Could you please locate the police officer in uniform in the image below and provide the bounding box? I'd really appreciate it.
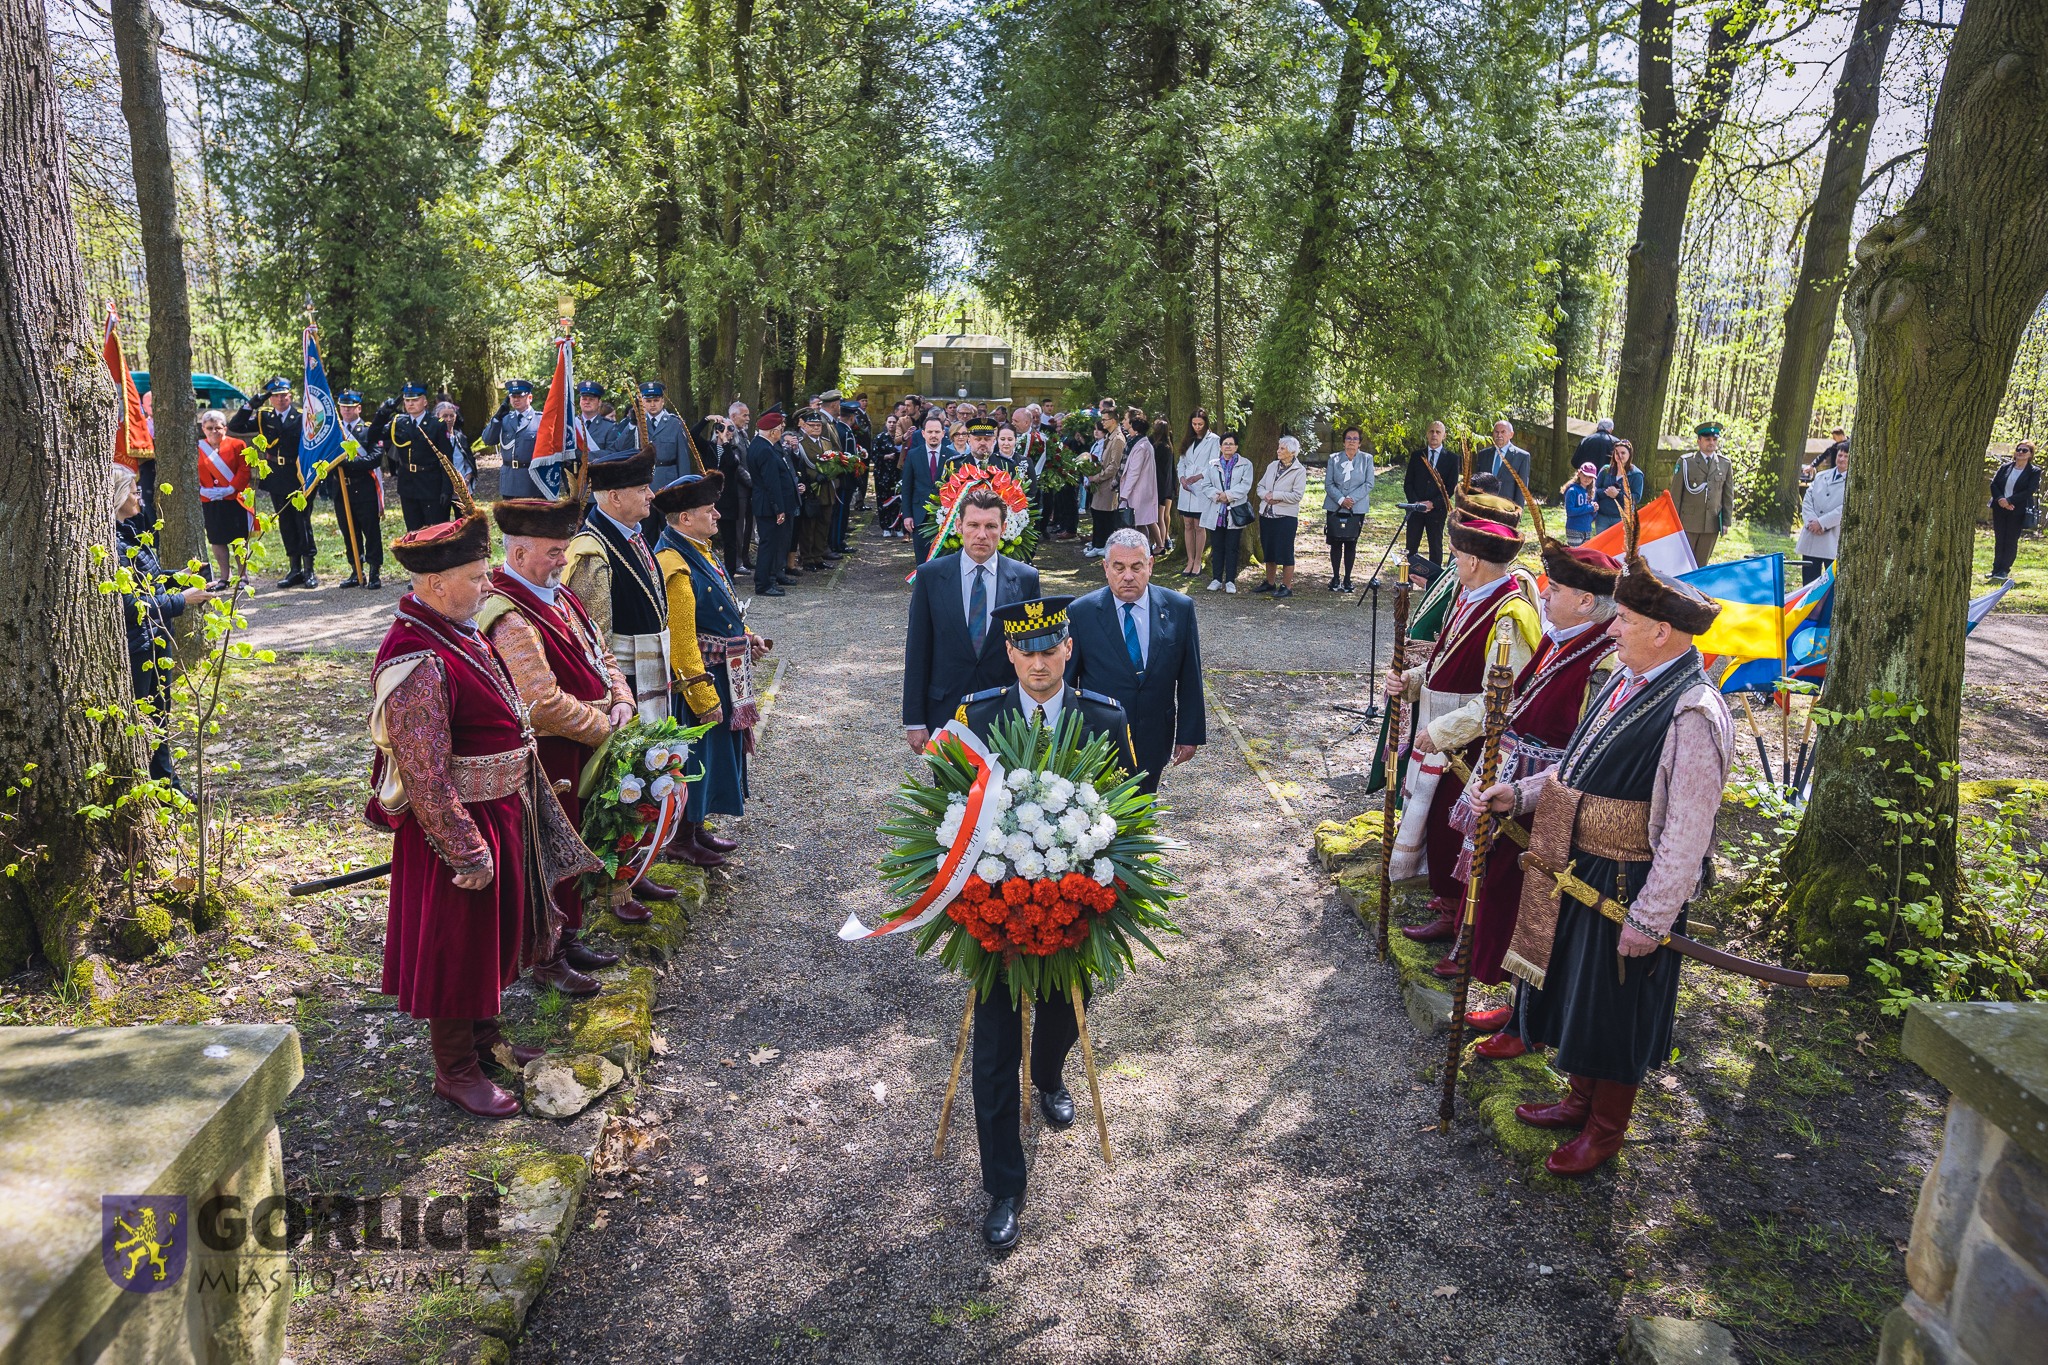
[370,382,459,530]
[228,377,318,587]
[955,595,1139,1252]
[627,381,692,538]
[324,389,385,588]
[481,379,543,499]
[579,380,621,452]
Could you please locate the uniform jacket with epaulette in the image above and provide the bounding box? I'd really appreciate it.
[956,684,1140,781]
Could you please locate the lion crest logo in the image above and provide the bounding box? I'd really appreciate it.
[102,1195,186,1293]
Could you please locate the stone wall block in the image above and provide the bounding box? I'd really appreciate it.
[1978,1135,2048,1283]
[1949,1224,2048,1365]
[1876,1294,1966,1365]
[1907,1100,1996,1307]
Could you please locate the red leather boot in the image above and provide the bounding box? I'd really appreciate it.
[1401,895,1460,942]
[1545,1080,1638,1176]
[667,822,726,868]
[1514,1073,1594,1129]
[1463,1005,1511,1033]
[1473,1031,1530,1060]
[473,1016,545,1068]
[430,1020,520,1118]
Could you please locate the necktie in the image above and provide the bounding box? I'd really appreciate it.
[929,444,939,480]
[1608,673,1648,714]
[1122,602,1144,671]
[969,565,988,650]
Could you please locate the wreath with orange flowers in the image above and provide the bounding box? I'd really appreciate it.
[875,711,1179,1004]
[923,463,1039,560]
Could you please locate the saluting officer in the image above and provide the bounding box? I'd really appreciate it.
[481,379,543,499]
[324,389,385,589]
[627,381,692,537]
[228,377,319,588]
[955,595,1139,1252]
[370,382,459,531]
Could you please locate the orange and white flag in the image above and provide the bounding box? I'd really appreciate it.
[103,306,154,472]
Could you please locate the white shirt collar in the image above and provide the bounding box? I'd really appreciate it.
[1545,619,1596,644]
[596,507,644,542]
[1456,574,1514,608]
[1619,653,1685,688]
[1022,688,1064,728]
[503,563,561,606]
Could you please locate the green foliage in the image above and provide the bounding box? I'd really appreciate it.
[1746,689,2047,1011]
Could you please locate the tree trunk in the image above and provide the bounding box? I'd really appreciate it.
[820,324,844,400]
[1757,0,1904,530]
[1610,0,1756,458]
[110,0,202,575]
[1778,0,2048,969]
[1549,347,1571,492]
[1241,4,1371,474]
[0,0,150,971]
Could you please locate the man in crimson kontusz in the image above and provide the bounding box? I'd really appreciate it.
[954,594,1136,1253]
[1381,489,1540,938]
[1450,533,1621,1054]
[366,513,597,1118]
[1479,532,1733,1176]
[478,494,639,997]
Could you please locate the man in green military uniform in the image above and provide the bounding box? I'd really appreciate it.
[954,595,1137,1253]
[1668,422,1735,565]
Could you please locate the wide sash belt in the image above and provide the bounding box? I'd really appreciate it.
[449,749,529,803]
[1570,791,1653,862]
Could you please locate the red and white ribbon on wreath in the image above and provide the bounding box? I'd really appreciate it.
[622,740,694,882]
[839,722,1005,941]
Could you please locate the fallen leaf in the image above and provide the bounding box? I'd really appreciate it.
[1658,1076,1678,1090]
[1774,1152,1794,1160]
[693,1174,708,1187]
[590,1211,610,1230]
[1881,1187,1899,1195]
[722,1058,736,1067]
[872,1081,887,1104]
[1430,1285,1458,1298]
[749,1047,780,1065]
[650,1033,670,1057]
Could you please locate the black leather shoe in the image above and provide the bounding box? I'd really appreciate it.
[982,1196,1020,1251]
[1037,1087,1076,1129]
[300,571,320,589]
[338,575,361,589]
[759,585,786,597]
[367,571,383,589]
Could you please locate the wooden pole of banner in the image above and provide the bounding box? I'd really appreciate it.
[933,987,976,1159]
[1073,992,1113,1166]
[335,467,366,584]
[1019,995,1033,1130]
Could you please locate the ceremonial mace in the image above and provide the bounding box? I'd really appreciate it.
[1375,577,1412,960]
[1439,635,1515,1135]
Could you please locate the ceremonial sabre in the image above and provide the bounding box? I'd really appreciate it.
[289,863,391,897]
[1439,635,1515,1134]
[1376,577,1412,960]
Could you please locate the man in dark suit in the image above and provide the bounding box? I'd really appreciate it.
[1065,528,1205,794]
[898,413,955,563]
[1402,420,1460,565]
[901,489,1039,748]
[1486,419,1533,506]
[228,377,317,587]
[747,410,799,596]
[956,594,1136,1252]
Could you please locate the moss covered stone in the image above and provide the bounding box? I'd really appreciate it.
[595,893,692,961]
[112,904,177,960]
[1957,777,2048,808]
[1313,812,1385,872]
[566,966,656,1068]
[1465,1050,1582,1178]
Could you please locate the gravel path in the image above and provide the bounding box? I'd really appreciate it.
[515,528,1619,1364]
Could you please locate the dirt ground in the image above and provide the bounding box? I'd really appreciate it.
[9,479,2035,1363]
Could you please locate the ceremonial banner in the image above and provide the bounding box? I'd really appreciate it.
[298,326,343,494]
[531,336,589,500]
[1581,492,1696,576]
[103,307,153,473]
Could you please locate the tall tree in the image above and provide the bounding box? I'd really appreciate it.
[1778,0,2048,967]
[110,0,202,573]
[0,0,149,971]
[1241,1,1379,469]
[1755,0,1904,529]
[1609,0,1758,457]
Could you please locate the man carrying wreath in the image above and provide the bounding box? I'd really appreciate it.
[478,495,638,995]
[954,595,1137,1252]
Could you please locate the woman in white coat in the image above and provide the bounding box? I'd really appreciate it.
[1176,408,1220,577]
[1200,431,1255,593]
[1796,443,1847,585]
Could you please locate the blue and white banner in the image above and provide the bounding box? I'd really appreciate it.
[299,326,343,493]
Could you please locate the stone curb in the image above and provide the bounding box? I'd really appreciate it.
[390,859,709,1362]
